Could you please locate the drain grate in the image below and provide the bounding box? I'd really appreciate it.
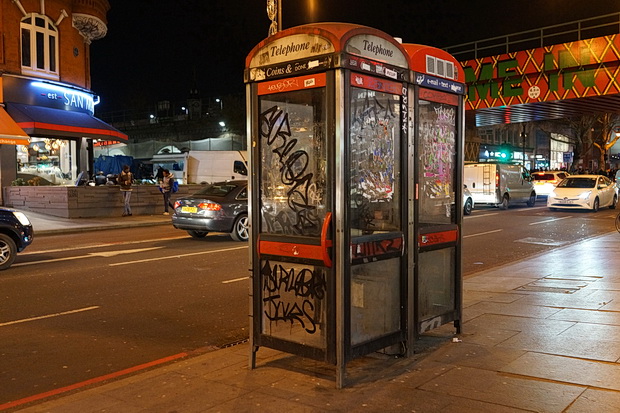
[219,338,249,349]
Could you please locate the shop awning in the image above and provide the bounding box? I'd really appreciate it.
[0,106,30,145]
[5,103,128,141]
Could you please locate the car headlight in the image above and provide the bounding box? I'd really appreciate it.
[578,191,592,200]
[13,211,31,226]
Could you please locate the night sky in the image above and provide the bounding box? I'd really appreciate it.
[90,0,620,113]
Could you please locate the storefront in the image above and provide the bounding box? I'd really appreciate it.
[0,74,127,187]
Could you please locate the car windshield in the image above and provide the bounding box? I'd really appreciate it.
[557,178,596,188]
[193,183,240,197]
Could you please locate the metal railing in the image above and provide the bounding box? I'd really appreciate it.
[444,13,620,61]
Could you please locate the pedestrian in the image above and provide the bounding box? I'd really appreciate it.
[94,170,107,185]
[159,169,175,215]
[156,166,164,181]
[118,165,134,216]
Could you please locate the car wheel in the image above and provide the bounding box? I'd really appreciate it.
[187,230,208,238]
[463,198,473,215]
[499,194,509,210]
[610,194,617,210]
[0,233,17,270]
[231,214,249,242]
[526,192,536,207]
[592,197,600,212]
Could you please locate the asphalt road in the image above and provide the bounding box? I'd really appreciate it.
[0,227,251,407]
[462,200,618,276]
[1,200,617,407]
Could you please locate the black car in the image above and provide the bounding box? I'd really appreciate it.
[0,208,34,270]
[171,180,249,241]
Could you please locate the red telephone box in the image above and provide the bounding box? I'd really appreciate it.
[245,23,465,387]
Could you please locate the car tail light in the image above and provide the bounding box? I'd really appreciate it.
[173,201,181,209]
[198,202,222,211]
[495,171,499,188]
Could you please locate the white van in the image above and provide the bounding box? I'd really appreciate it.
[463,162,536,209]
[186,151,248,184]
[151,151,248,184]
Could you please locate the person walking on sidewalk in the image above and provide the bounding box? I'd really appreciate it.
[118,165,134,217]
[159,169,175,215]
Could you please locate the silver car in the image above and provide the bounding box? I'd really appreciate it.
[171,180,249,241]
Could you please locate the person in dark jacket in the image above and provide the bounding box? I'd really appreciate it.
[118,165,134,216]
[159,169,175,215]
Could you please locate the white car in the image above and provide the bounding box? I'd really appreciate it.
[532,170,569,196]
[463,185,474,215]
[547,175,618,212]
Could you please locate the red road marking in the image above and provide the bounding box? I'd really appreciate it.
[0,352,188,411]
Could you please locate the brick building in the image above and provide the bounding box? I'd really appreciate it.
[0,0,125,200]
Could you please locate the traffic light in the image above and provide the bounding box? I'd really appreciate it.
[498,143,512,161]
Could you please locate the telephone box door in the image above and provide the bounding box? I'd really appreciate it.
[252,72,335,361]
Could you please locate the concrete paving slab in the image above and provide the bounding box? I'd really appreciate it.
[454,321,521,346]
[514,291,617,310]
[558,322,620,341]
[463,276,538,293]
[202,390,318,413]
[547,308,620,325]
[501,352,620,391]
[566,388,620,413]
[586,281,620,290]
[497,332,620,362]
[463,313,575,336]
[463,291,526,305]
[462,300,563,319]
[426,342,526,371]
[418,365,584,412]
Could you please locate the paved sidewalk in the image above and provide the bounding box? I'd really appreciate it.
[6,211,620,412]
[22,210,172,235]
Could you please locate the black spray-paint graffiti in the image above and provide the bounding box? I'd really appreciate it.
[351,236,403,264]
[261,260,326,334]
[351,90,396,131]
[260,105,321,235]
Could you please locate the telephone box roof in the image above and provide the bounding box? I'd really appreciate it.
[245,22,409,71]
[401,43,465,83]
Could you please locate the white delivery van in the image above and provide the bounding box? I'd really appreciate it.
[186,150,248,184]
[463,162,536,209]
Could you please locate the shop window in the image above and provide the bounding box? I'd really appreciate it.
[20,14,59,80]
[17,138,77,185]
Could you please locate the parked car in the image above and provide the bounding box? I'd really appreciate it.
[463,185,474,215]
[171,180,249,241]
[0,208,34,270]
[547,175,618,211]
[532,170,570,197]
